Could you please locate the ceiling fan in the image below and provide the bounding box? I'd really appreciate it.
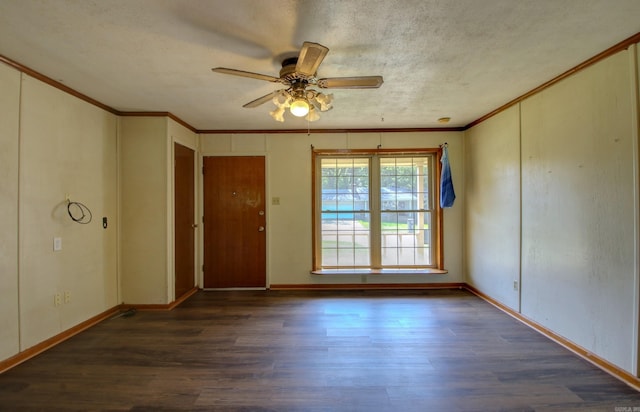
[212,42,383,122]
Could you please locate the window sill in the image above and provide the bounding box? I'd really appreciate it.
[310,268,448,275]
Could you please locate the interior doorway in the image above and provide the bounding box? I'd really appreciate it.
[203,156,266,288]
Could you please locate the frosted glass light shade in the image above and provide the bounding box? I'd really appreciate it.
[306,106,320,122]
[290,98,310,117]
[269,106,285,122]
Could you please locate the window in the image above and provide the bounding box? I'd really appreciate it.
[312,148,444,273]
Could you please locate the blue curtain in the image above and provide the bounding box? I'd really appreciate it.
[440,146,456,208]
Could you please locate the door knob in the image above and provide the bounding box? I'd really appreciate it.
[191,224,198,229]
[258,226,265,232]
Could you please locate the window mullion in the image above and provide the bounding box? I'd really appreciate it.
[370,155,382,268]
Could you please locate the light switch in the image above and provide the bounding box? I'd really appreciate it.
[53,237,62,251]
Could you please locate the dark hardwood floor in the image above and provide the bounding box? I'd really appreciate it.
[1,289,639,411]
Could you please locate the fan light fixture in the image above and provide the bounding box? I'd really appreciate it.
[212,41,384,124]
[268,89,333,122]
[290,98,310,117]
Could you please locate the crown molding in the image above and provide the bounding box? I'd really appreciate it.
[197,127,465,134]
[0,54,118,115]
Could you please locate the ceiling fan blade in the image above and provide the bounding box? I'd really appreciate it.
[243,91,280,108]
[295,42,329,76]
[317,76,384,89]
[212,67,281,83]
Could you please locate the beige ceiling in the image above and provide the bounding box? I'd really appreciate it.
[1,0,639,131]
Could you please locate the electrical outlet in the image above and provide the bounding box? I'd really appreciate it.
[513,280,519,291]
[64,291,71,304]
[272,197,280,205]
[54,293,61,307]
[361,275,368,284]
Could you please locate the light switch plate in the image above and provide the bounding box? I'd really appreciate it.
[53,237,62,251]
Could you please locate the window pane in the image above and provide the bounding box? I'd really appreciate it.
[380,211,433,267]
[319,157,370,268]
[321,215,370,267]
[380,156,431,214]
[380,158,396,175]
[320,158,369,213]
[321,159,337,176]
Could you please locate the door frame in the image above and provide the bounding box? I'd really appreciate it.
[198,151,269,289]
[171,137,198,301]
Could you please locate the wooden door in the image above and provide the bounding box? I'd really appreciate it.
[203,156,266,288]
[174,142,195,298]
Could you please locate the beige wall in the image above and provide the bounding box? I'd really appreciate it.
[0,63,21,360]
[465,45,639,373]
[19,74,119,349]
[119,117,169,304]
[0,64,119,356]
[521,48,636,372]
[200,131,464,286]
[464,105,521,311]
[119,117,198,304]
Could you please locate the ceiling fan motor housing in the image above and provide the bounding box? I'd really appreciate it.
[279,57,314,83]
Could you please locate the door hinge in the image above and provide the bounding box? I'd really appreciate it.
[201,264,204,272]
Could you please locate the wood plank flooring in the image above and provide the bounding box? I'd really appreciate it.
[1,289,639,411]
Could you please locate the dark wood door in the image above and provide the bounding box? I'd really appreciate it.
[203,156,266,288]
[174,142,195,298]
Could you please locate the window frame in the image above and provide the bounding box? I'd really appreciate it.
[311,147,445,273]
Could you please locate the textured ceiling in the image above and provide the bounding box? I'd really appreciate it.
[1,0,639,131]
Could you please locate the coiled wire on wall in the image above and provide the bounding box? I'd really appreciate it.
[67,199,92,224]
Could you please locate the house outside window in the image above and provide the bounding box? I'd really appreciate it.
[312,148,444,272]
